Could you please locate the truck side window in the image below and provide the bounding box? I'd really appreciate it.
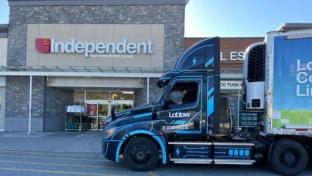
[169,81,198,107]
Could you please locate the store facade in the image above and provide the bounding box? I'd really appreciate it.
[3,0,186,132]
[0,0,264,132]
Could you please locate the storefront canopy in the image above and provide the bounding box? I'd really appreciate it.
[0,66,242,79]
[0,66,164,78]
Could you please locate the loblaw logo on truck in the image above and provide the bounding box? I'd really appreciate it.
[169,112,191,118]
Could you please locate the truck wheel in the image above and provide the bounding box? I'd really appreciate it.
[271,139,308,175]
[123,137,159,171]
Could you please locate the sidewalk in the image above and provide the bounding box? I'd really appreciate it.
[0,131,102,154]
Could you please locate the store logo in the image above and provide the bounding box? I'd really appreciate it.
[35,38,153,57]
[36,38,51,53]
[169,112,191,118]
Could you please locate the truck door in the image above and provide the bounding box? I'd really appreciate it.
[159,77,203,135]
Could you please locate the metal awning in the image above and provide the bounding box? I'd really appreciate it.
[0,66,165,78]
[0,66,243,79]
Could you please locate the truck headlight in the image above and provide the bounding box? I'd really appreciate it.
[105,128,116,138]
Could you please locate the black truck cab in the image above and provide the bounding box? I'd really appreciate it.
[102,37,247,169]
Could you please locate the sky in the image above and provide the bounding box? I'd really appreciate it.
[185,0,312,37]
[1,0,312,37]
[0,0,8,24]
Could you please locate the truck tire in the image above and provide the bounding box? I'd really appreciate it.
[123,137,159,171]
[271,139,308,176]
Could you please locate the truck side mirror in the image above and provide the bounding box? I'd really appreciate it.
[111,106,116,121]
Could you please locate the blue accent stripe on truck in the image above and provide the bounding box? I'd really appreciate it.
[207,76,215,117]
[132,112,152,118]
[208,95,214,116]
[205,57,214,68]
[208,88,214,97]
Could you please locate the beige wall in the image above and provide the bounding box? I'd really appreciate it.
[27,24,164,68]
[47,77,143,88]
[0,38,7,66]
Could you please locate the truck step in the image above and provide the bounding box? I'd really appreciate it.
[168,142,212,145]
[213,142,254,146]
[214,159,255,165]
[171,158,213,164]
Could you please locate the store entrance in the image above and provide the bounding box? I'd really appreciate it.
[68,90,134,131]
[85,100,134,130]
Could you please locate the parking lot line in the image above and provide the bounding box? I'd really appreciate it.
[0,159,115,169]
[0,150,101,157]
[0,167,125,176]
[0,154,110,162]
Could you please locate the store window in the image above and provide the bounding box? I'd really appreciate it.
[98,104,108,117]
[71,90,134,130]
[115,104,133,112]
[86,91,109,100]
[110,91,134,100]
[74,91,84,104]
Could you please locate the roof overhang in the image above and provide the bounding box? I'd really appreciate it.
[0,66,164,78]
[0,71,163,78]
[8,0,188,6]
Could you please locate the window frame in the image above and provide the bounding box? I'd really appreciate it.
[167,77,201,111]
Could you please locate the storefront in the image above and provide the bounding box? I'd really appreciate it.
[2,0,186,132]
[1,0,263,132]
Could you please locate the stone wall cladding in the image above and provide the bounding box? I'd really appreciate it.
[5,76,45,119]
[5,76,45,131]
[6,4,185,131]
[44,88,73,131]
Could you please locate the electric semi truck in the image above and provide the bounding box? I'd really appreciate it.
[102,28,312,175]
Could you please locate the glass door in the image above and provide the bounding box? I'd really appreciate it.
[98,103,110,129]
[86,101,111,130]
[86,103,98,130]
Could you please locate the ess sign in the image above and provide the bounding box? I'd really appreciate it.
[35,38,153,57]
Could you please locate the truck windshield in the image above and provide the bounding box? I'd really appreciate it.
[152,88,164,104]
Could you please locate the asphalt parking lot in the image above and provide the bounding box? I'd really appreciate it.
[0,132,311,176]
